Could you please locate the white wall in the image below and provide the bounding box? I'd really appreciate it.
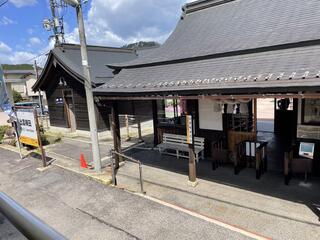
[198,99,223,131]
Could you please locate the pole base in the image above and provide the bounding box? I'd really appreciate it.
[187,180,198,187]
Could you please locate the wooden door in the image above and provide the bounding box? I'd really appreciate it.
[62,90,76,132]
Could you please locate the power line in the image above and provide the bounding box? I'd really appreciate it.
[0,0,8,8]
[25,50,50,63]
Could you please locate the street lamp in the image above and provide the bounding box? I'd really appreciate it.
[63,0,102,172]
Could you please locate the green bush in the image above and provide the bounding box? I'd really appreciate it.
[13,89,23,103]
[0,125,12,143]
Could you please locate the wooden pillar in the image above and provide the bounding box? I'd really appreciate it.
[253,98,258,133]
[111,101,122,168]
[284,151,292,185]
[137,116,143,142]
[186,113,197,186]
[152,100,159,146]
[188,145,197,183]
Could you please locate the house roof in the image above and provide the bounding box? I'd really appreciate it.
[33,44,137,91]
[94,44,320,96]
[109,0,320,68]
[95,0,320,97]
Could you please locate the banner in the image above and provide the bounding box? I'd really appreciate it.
[0,66,15,120]
[16,109,39,147]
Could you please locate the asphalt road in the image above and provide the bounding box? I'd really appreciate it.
[0,147,253,240]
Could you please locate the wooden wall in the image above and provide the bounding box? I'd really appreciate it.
[44,65,110,131]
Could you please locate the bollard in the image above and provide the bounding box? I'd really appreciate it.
[139,164,145,194]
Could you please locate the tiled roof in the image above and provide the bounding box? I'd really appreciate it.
[110,0,320,68]
[52,44,137,85]
[33,44,137,90]
[95,0,320,96]
[94,44,320,96]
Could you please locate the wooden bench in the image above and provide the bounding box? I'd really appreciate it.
[157,133,205,163]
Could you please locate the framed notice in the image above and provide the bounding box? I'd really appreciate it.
[16,109,39,147]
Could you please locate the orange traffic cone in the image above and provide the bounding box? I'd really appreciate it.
[80,154,88,169]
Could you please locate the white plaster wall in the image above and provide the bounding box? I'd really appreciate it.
[198,99,223,131]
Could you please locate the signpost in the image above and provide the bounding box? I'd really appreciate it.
[16,108,46,168]
[186,114,197,184]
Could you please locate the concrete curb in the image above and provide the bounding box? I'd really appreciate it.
[0,145,30,156]
[53,162,113,186]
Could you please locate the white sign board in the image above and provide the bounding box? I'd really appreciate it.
[16,109,39,147]
[198,99,223,131]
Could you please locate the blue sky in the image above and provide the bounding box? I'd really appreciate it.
[0,0,194,65]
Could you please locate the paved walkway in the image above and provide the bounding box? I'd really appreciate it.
[117,149,320,240]
[0,148,255,240]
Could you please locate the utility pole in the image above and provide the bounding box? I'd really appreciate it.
[64,0,102,172]
[45,0,65,45]
[33,60,43,115]
[50,0,59,45]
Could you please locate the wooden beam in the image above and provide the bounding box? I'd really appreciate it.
[253,98,258,133]
[152,100,159,147]
[111,101,122,168]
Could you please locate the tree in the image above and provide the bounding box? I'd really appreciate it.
[121,41,160,50]
[13,90,23,103]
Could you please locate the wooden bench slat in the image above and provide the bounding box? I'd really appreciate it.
[158,133,205,162]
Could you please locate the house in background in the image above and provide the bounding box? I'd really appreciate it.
[32,43,137,133]
[1,64,46,104]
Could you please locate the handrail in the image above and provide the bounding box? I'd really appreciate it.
[0,192,66,240]
[110,150,146,194]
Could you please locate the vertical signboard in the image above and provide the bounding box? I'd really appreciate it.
[186,115,193,145]
[16,109,39,147]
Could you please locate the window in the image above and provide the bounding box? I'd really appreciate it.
[303,99,320,125]
[157,99,185,125]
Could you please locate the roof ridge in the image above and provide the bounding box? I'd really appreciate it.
[59,43,136,54]
[110,39,320,70]
[183,0,236,14]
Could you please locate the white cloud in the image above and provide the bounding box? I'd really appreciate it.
[64,0,196,47]
[0,40,50,65]
[0,42,12,53]
[29,37,42,46]
[9,0,37,8]
[8,51,37,64]
[1,0,200,66]
[0,16,16,26]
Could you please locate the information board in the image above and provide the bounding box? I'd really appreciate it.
[186,115,193,144]
[16,109,39,147]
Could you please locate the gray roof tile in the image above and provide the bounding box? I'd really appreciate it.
[111,0,320,68]
[52,44,137,85]
[94,45,320,95]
